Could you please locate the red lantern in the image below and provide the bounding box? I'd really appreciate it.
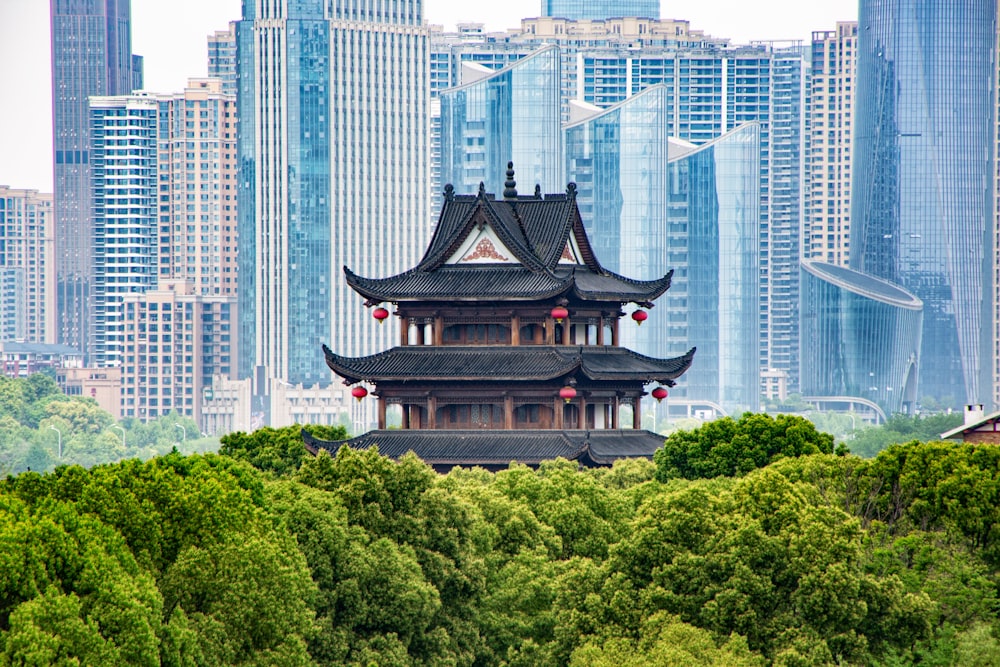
[351,386,368,402]
[559,385,577,403]
[651,386,668,403]
[551,306,569,323]
[372,306,390,323]
[632,309,648,325]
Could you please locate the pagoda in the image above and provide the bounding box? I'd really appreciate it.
[304,164,695,471]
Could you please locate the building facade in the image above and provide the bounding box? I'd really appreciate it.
[564,90,761,414]
[541,0,659,20]
[51,0,142,357]
[805,22,857,266]
[438,47,563,200]
[237,0,430,425]
[850,0,997,408]
[207,23,237,95]
[119,280,236,424]
[0,187,55,343]
[800,260,922,416]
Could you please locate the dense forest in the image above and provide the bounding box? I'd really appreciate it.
[1,409,999,665]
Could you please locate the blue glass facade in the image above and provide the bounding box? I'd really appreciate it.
[542,0,659,20]
[566,99,761,413]
[800,261,923,415]
[51,0,142,358]
[439,47,562,197]
[851,0,996,407]
[236,0,331,385]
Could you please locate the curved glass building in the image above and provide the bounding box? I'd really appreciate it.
[439,46,562,196]
[800,261,923,415]
[565,95,761,413]
[851,0,996,407]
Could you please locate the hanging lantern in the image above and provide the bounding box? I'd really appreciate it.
[372,306,390,324]
[651,386,668,403]
[351,386,369,402]
[559,385,577,403]
[551,306,569,323]
[631,309,648,325]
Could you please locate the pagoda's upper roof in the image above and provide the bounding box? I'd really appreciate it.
[302,428,668,471]
[322,344,696,386]
[344,171,672,305]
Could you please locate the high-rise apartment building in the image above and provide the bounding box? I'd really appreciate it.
[0,187,55,343]
[120,280,235,423]
[541,0,659,20]
[89,94,160,368]
[805,22,857,266]
[236,0,430,416]
[207,23,237,96]
[438,47,563,198]
[851,0,997,408]
[155,79,238,297]
[50,0,142,358]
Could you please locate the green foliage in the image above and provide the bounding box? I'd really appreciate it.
[654,412,836,481]
[849,412,963,458]
[0,419,999,666]
[220,424,348,476]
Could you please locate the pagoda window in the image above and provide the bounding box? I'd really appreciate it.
[442,323,511,345]
[514,403,554,428]
[518,323,546,345]
[437,403,504,428]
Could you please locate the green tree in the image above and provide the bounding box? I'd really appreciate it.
[654,413,837,481]
[220,424,347,476]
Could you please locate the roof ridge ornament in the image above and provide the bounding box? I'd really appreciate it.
[534,184,542,199]
[478,181,486,198]
[503,161,517,200]
[443,183,454,202]
[566,182,577,199]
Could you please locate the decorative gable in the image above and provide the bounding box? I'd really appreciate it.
[558,234,585,264]
[445,223,518,265]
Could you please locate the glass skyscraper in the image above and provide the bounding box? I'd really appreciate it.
[565,92,761,414]
[800,261,923,416]
[541,0,659,20]
[851,0,997,408]
[237,0,429,417]
[50,0,142,359]
[438,47,563,198]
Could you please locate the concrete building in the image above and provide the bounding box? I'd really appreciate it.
[119,280,236,424]
[541,0,659,20]
[236,0,430,428]
[805,22,857,266]
[851,0,997,409]
[60,366,122,420]
[51,0,142,358]
[207,23,237,95]
[0,187,55,343]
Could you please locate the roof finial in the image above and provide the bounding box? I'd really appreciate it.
[478,181,486,198]
[443,183,454,202]
[503,161,517,200]
[534,184,541,199]
[566,182,577,199]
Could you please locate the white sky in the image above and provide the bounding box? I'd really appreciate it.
[0,0,857,193]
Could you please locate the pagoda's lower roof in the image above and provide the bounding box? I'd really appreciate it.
[302,428,667,471]
[323,344,695,385]
[344,265,672,304]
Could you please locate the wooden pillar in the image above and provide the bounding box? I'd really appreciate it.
[401,404,410,429]
[427,396,437,429]
[400,317,409,346]
[612,317,620,346]
[563,317,571,344]
[415,321,424,345]
[434,315,443,346]
[633,396,642,430]
[535,322,544,344]
[511,315,520,345]
[578,394,587,429]
[612,395,620,429]
[378,396,387,429]
[546,320,555,344]
[504,395,513,429]
[554,397,564,429]
[597,318,605,345]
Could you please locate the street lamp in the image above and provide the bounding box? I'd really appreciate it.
[113,425,126,449]
[175,423,186,444]
[48,425,62,459]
